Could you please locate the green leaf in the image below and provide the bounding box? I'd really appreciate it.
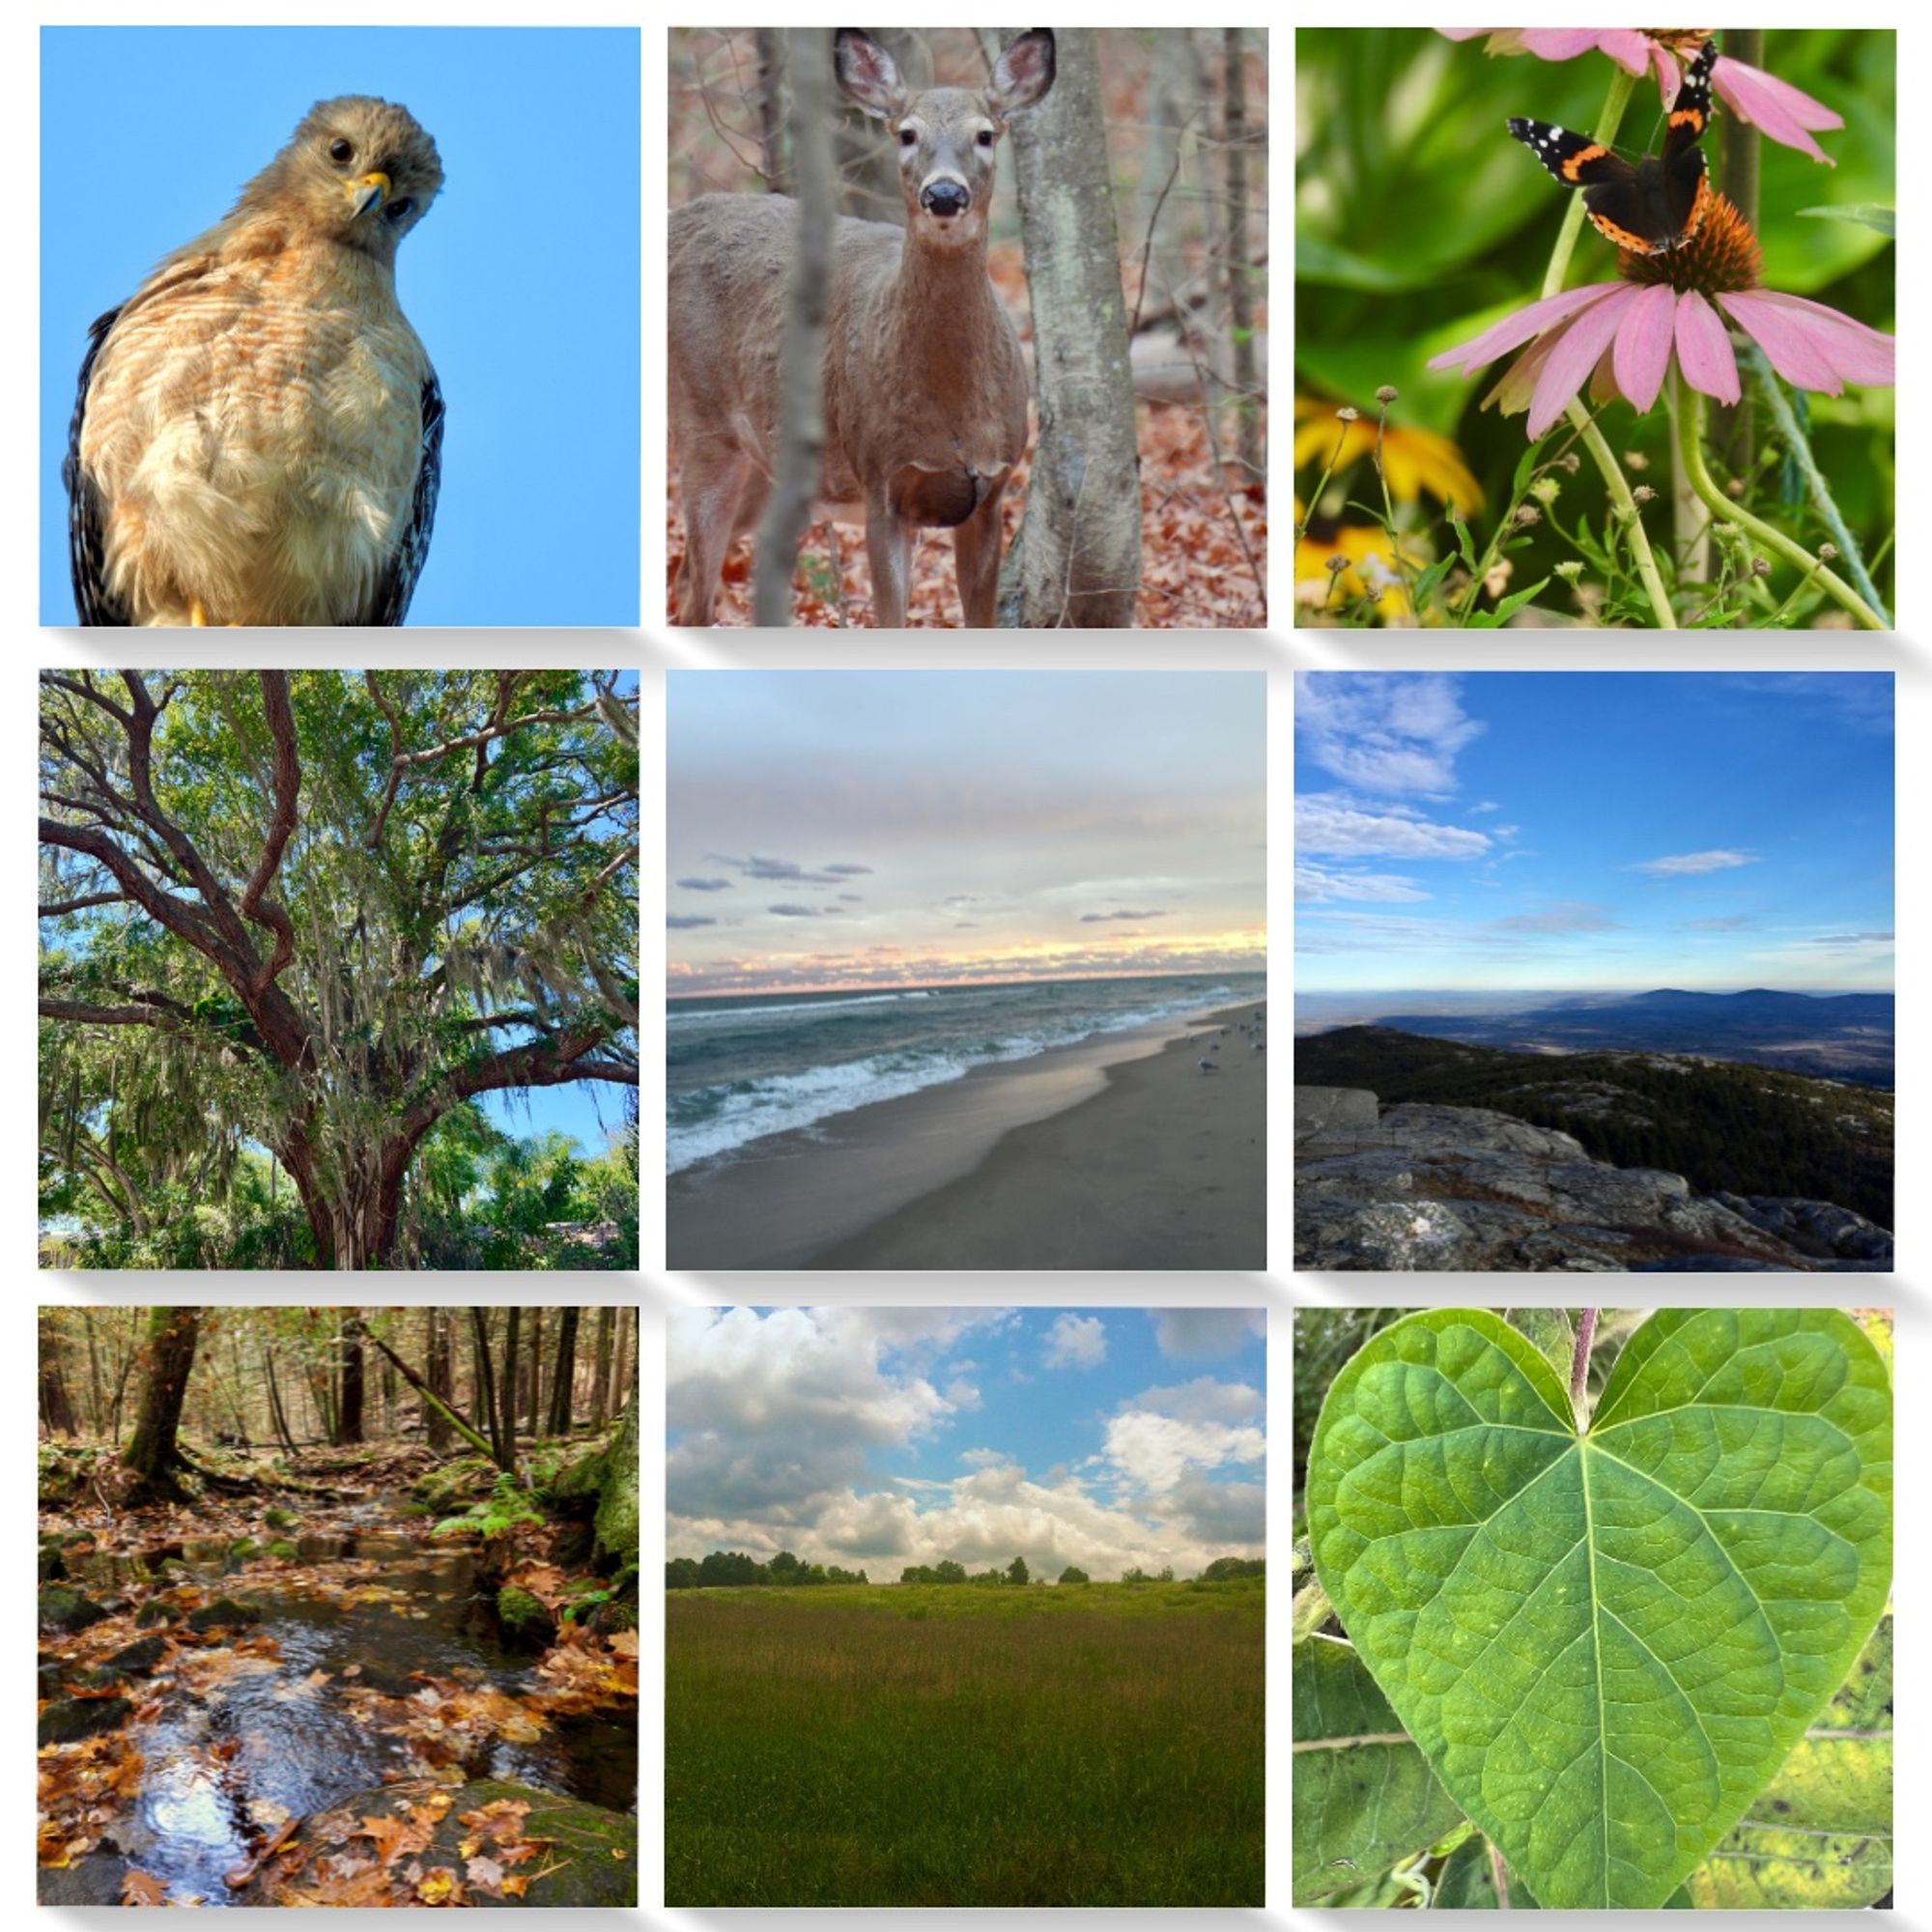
[1291,1634,1466,1904]
[1797,202,1895,238]
[1678,1612,1892,1908]
[1306,1309,1892,1910]
[1500,1307,1575,1384]
[1464,576,1551,627]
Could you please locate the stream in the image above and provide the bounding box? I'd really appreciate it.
[41,1500,636,1907]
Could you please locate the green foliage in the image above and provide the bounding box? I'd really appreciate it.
[667,1586,1261,1903]
[432,1472,546,1542]
[1058,1566,1091,1585]
[1306,1309,1892,1909]
[1006,1554,1029,1586]
[1293,1634,1466,1904]
[1294,1028,1893,1228]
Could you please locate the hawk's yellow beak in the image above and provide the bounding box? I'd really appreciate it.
[347,171,392,219]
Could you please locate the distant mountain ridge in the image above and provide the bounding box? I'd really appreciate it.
[1366,986,1893,1086]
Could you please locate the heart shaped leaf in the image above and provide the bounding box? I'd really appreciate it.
[1306,1309,1891,1910]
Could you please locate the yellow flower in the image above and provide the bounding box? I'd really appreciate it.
[1293,497,1429,619]
[1293,395,1485,514]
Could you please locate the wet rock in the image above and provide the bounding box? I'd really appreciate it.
[135,1600,177,1629]
[38,1659,68,1699]
[104,1635,169,1675]
[39,1538,68,1583]
[497,1585,557,1651]
[269,1540,300,1560]
[185,1596,262,1634]
[38,1693,131,1747]
[39,1582,111,1634]
[264,1507,301,1532]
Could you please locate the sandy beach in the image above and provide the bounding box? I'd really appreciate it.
[667,1002,1264,1270]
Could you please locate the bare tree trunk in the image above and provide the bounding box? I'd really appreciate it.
[499,1307,523,1463]
[755,29,791,195]
[549,1307,581,1435]
[590,1306,614,1429]
[607,1307,632,1423]
[1222,29,1262,484]
[39,1309,78,1438]
[264,1345,299,1456]
[351,1319,498,1463]
[996,28,1142,626]
[526,1307,545,1436]
[470,1310,507,1470]
[335,1323,365,1445]
[425,1308,453,1452]
[85,1308,106,1435]
[753,27,838,626]
[123,1307,202,1502]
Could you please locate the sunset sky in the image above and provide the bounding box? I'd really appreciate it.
[1297,672,1893,993]
[668,671,1266,998]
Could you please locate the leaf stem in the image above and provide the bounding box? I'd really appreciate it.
[1672,370,1885,629]
[1739,340,1891,626]
[1570,1308,1599,1432]
[1567,403,1675,626]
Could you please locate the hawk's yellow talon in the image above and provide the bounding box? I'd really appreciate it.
[189,598,210,626]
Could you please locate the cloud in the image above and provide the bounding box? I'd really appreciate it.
[1296,792,1490,861]
[1043,1314,1107,1370]
[1151,1309,1264,1360]
[667,914,717,929]
[1630,849,1757,877]
[945,1378,982,1412]
[1080,908,1169,923]
[838,893,864,902]
[1797,929,1893,947]
[1469,800,1499,814]
[1294,862,1427,904]
[711,853,848,885]
[667,1308,1264,1581]
[1295,671,1486,794]
[769,903,844,918]
[824,864,873,877]
[1685,915,1755,931]
[1490,901,1621,933]
[676,876,733,892]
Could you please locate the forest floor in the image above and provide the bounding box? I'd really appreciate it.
[38,1436,638,1910]
[666,393,1269,630]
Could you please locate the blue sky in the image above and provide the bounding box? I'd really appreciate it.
[42,27,639,626]
[668,1307,1266,1580]
[1297,672,1894,994]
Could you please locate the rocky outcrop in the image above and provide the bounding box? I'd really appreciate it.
[1295,1086,1379,1144]
[1297,1096,1892,1272]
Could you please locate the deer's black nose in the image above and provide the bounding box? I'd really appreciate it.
[921,180,970,217]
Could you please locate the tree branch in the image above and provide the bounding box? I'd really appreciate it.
[236,670,300,996]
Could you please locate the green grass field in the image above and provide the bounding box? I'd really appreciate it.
[666,1579,1264,1906]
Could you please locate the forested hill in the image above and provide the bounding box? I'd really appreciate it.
[1295,1027,1893,1230]
[1366,987,1894,1087]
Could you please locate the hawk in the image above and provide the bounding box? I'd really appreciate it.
[66,97,445,626]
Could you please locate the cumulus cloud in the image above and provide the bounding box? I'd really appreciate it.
[1294,863,1427,904]
[1296,793,1490,861]
[1295,671,1485,794]
[1151,1309,1264,1360]
[1630,849,1757,877]
[676,876,733,892]
[667,1307,1264,1582]
[1043,1313,1108,1369]
[667,914,717,929]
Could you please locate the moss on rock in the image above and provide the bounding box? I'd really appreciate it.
[496,1585,557,1651]
[38,1693,131,1747]
[39,1583,110,1634]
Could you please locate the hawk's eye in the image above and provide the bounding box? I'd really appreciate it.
[897,128,918,148]
[384,197,415,223]
[328,137,355,164]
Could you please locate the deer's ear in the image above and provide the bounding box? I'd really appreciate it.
[989,29,1056,114]
[835,29,909,121]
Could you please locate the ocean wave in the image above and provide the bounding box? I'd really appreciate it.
[668,989,933,1027]
[666,981,1242,1173]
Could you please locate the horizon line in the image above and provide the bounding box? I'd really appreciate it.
[668,963,1268,1003]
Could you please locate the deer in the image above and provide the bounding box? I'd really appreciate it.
[668,28,1057,628]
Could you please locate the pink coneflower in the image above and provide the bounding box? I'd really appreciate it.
[1427,194,1893,439]
[1440,28,1845,163]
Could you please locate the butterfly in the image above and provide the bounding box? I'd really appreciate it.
[1507,40,1718,254]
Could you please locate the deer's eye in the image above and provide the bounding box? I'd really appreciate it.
[897,127,918,148]
[976,128,995,148]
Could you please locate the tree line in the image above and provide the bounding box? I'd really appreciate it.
[667,1550,1264,1588]
[40,1305,636,1495]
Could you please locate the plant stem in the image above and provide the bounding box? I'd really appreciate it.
[1740,342,1892,626]
[1673,371,1886,629]
[1571,1309,1599,1433]
[1540,66,1638,299]
[1568,404,1676,626]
